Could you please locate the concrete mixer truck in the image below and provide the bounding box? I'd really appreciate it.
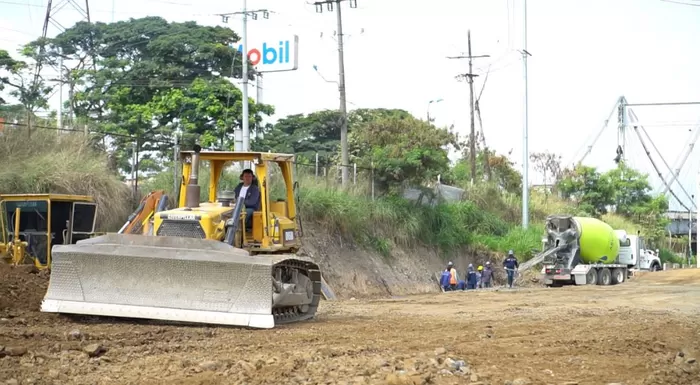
[540,215,662,287]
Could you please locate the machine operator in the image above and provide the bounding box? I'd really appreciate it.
[233,169,261,231]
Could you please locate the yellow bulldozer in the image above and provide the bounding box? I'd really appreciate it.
[41,147,322,329]
[0,194,98,269]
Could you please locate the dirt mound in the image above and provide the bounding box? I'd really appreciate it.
[0,263,49,315]
[635,268,700,285]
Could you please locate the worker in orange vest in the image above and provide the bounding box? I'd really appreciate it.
[447,261,458,290]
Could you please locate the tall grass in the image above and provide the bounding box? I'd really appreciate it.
[0,129,132,231]
[285,174,548,259]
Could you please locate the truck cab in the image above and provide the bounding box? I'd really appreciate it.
[0,194,98,268]
[616,231,662,271]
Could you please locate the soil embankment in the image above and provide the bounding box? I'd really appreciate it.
[300,224,507,298]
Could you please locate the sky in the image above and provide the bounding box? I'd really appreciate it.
[1,0,699,212]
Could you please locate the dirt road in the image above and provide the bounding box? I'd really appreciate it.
[1,265,699,385]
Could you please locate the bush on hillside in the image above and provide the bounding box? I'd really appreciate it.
[658,248,686,265]
[0,129,133,231]
[284,176,548,258]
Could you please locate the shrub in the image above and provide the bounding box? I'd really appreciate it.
[0,129,132,231]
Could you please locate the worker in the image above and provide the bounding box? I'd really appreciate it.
[233,169,261,231]
[439,268,451,292]
[466,264,477,290]
[447,261,458,290]
[476,265,483,288]
[481,261,494,288]
[457,278,466,291]
[503,250,519,288]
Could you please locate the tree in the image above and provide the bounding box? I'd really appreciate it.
[557,163,669,242]
[0,50,19,105]
[557,165,614,216]
[604,163,656,216]
[253,110,342,164]
[30,17,263,172]
[253,108,414,168]
[530,151,563,196]
[349,114,457,194]
[447,130,521,194]
[124,77,273,153]
[0,50,53,134]
[604,163,669,244]
[347,108,413,127]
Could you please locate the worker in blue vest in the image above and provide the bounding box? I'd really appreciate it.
[466,264,478,290]
[503,250,519,288]
[439,268,451,291]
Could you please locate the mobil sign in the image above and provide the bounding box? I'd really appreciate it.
[233,35,299,73]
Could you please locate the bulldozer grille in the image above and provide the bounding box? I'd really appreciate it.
[156,220,206,238]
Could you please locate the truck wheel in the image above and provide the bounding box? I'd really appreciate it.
[585,269,597,285]
[611,268,625,285]
[596,268,611,286]
[650,263,660,272]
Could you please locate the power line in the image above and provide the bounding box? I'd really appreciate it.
[625,102,700,107]
[311,0,357,187]
[661,0,700,6]
[629,122,691,211]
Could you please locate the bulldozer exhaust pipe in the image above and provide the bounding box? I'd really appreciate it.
[185,144,202,208]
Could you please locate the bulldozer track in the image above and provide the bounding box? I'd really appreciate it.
[270,257,322,325]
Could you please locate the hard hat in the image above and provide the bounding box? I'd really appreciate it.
[468,263,473,267]
[486,261,491,265]
[447,261,454,266]
[478,266,483,271]
[508,250,514,255]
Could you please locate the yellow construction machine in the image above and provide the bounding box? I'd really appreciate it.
[0,194,97,269]
[117,190,169,235]
[42,146,321,329]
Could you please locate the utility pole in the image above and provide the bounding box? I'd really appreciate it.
[241,0,250,152]
[448,30,489,184]
[520,0,532,229]
[314,0,357,186]
[57,54,63,131]
[131,141,137,197]
[173,127,181,196]
[217,6,270,152]
[256,73,263,141]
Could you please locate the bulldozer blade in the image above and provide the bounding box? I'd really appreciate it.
[41,234,275,329]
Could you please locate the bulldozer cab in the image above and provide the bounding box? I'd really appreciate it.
[0,194,97,268]
[176,150,300,253]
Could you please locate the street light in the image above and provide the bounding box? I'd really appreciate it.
[427,98,444,122]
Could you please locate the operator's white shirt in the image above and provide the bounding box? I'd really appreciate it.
[239,185,249,200]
